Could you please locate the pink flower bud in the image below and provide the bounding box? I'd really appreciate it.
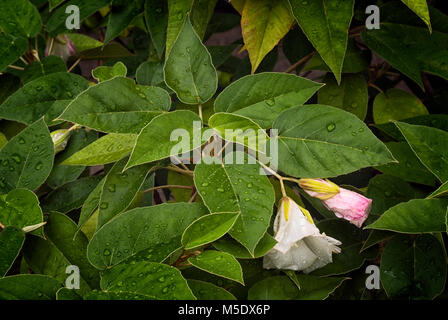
[45,34,76,62]
[299,179,372,227]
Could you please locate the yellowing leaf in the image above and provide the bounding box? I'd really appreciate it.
[401,0,431,32]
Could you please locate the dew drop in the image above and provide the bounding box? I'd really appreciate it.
[326,123,336,132]
[103,249,111,256]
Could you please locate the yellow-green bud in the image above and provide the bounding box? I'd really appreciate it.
[50,129,71,154]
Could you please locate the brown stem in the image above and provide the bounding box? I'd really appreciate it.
[143,184,194,194]
[284,51,315,73]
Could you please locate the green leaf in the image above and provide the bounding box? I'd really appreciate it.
[0,274,61,300]
[0,0,42,37]
[289,0,354,83]
[84,290,153,300]
[62,133,137,166]
[136,61,166,87]
[56,288,82,300]
[97,157,152,229]
[87,203,208,269]
[428,181,448,199]
[380,234,446,299]
[23,212,100,294]
[59,77,171,134]
[374,142,437,186]
[100,261,196,300]
[214,72,322,128]
[126,110,202,168]
[188,250,244,284]
[0,119,54,193]
[0,189,43,233]
[241,0,295,73]
[0,73,20,105]
[0,73,89,125]
[377,115,448,141]
[208,113,268,152]
[361,23,448,88]
[21,56,67,85]
[182,212,240,250]
[194,154,275,254]
[248,276,299,300]
[0,35,28,72]
[164,16,217,104]
[78,178,106,230]
[66,34,103,52]
[401,0,431,32]
[366,198,448,233]
[47,0,112,36]
[318,74,368,120]
[294,275,348,300]
[42,175,103,214]
[145,0,168,58]
[76,43,133,61]
[213,233,277,259]
[273,105,395,178]
[395,121,448,183]
[46,129,98,189]
[104,0,144,44]
[187,279,236,300]
[92,61,127,82]
[373,89,428,124]
[0,227,25,277]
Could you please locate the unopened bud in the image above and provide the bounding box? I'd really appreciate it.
[51,129,71,154]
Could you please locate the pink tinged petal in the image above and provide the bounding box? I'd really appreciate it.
[322,188,372,227]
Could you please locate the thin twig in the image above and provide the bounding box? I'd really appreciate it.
[20,57,29,65]
[68,57,81,73]
[143,184,194,194]
[198,104,203,121]
[8,65,24,71]
[188,190,198,203]
[284,51,315,73]
[368,82,384,94]
[167,165,194,176]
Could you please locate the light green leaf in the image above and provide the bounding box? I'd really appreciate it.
[428,181,448,199]
[92,61,127,82]
[0,274,61,300]
[0,119,54,193]
[0,73,89,125]
[164,16,217,104]
[380,234,446,299]
[318,74,368,120]
[100,261,196,299]
[373,89,428,124]
[87,203,209,269]
[401,0,431,32]
[273,105,395,178]
[188,250,244,284]
[241,0,295,73]
[59,77,171,133]
[0,0,42,37]
[289,0,355,83]
[182,212,240,250]
[97,157,152,229]
[361,23,448,88]
[374,142,437,186]
[62,133,137,166]
[0,35,28,72]
[366,198,448,233]
[194,154,275,254]
[126,110,202,168]
[187,279,236,300]
[23,212,100,294]
[214,72,322,128]
[66,34,103,52]
[0,227,25,277]
[395,121,448,182]
[0,189,43,234]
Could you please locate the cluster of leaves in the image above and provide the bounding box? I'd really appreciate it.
[0,0,448,300]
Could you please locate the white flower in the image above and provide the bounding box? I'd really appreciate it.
[263,197,341,273]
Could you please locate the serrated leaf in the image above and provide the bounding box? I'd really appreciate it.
[92,61,127,82]
[366,198,448,233]
[164,16,217,104]
[59,77,171,134]
[318,74,368,120]
[0,227,25,277]
[0,73,89,125]
[0,119,54,193]
[273,105,395,178]
[194,153,275,254]
[373,89,428,124]
[395,122,448,183]
[214,72,322,128]
[0,274,61,300]
[87,203,208,269]
[188,250,244,284]
[289,0,354,83]
[126,110,202,168]
[241,0,295,73]
[62,133,137,166]
[0,0,42,37]
[100,261,196,299]
[182,212,240,250]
